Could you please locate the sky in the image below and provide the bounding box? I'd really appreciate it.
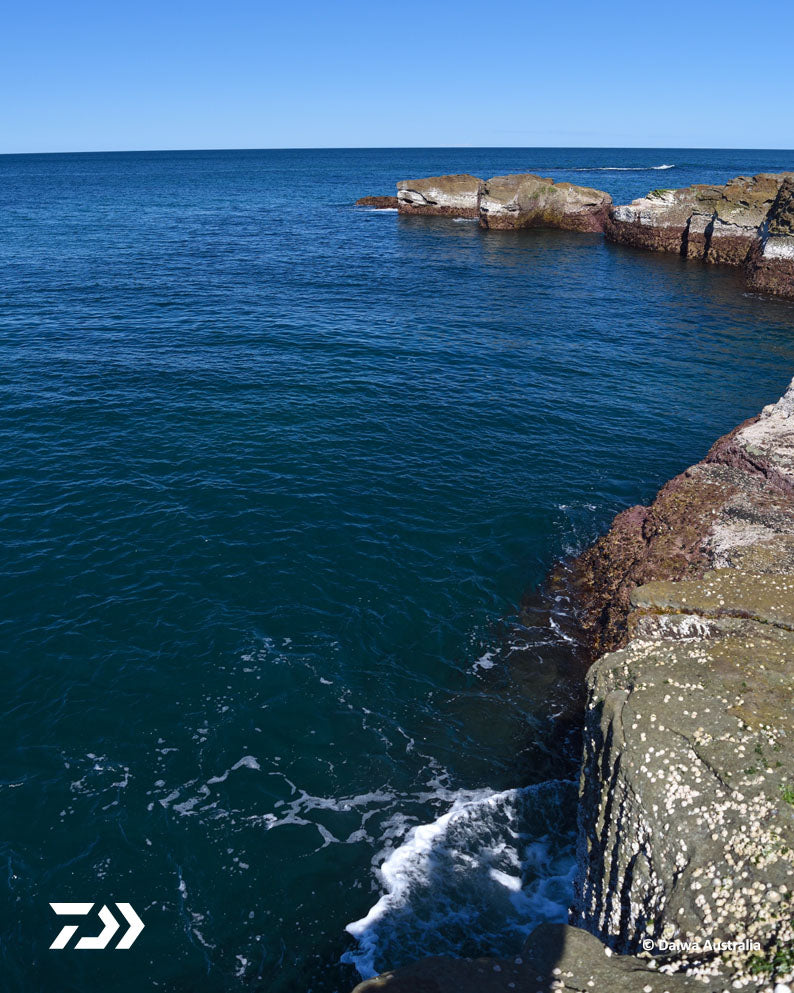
[1,0,793,153]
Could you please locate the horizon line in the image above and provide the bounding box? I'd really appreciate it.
[2,143,794,158]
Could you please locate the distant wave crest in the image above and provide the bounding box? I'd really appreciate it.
[567,163,675,172]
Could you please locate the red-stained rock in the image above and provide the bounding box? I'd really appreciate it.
[567,385,794,659]
[355,195,399,209]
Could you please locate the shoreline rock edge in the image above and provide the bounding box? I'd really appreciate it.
[359,170,794,299]
[349,384,794,993]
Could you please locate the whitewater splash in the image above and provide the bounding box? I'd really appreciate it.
[567,163,675,172]
[342,779,577,979]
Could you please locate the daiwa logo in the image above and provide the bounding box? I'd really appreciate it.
[49,903,144,950]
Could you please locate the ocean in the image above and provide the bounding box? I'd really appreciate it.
[1,147,793,993]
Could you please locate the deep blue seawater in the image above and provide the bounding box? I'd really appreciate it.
[1,148,793,993]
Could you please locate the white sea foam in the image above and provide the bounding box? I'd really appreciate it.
[342,779,576,979]
[568,163,675,172]
[473,650,496,671]
[156,755,263,816]
[206,755,261,785]
[548,616,576,645]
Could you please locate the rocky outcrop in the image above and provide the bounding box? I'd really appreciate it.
[606,186,703,254]
[572,380,794,989]
[396,174,483,218]
[605,174,791,263]
[362,169,794,296]
[603,172,794,297]
[747,178,794,298]
[478,174,612,232]
[567,411,787,660]
[570,382,794,659]
[392,172,612,230]
[356,195,399,209]
[368,168,794,298]
[350,383,794,993]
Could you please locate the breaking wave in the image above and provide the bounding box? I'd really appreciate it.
[342,779,577,979]
[568,163,675,172]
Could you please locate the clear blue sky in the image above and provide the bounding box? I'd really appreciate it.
[2,0,792,153]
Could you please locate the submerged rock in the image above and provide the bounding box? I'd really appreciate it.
[356,195,399,209]
[479,174,612,232]
[396,174,483,218]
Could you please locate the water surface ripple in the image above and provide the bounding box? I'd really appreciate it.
[1,148,793,992]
